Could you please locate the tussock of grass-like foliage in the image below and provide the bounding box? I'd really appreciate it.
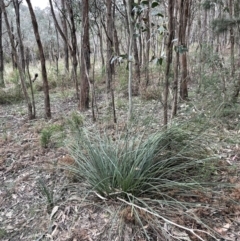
[65,124,233,240]
[140,85,161,100]
[0,86,24,104]
[67,125,215,198]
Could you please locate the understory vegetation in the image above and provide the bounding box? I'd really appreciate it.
[1,0,240,239]
[1,46,240,241]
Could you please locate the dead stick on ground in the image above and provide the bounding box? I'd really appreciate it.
[117,197,215,241]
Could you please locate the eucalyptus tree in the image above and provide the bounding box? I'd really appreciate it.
[106,0,117,123]
[164,0,174,127]
[126,0,133,121]
[13,0,25,72]
[172,3,180,118]
[112,1,120,58]
[122,0,140,94]
[131,0,141,93]
[66,0,79,99]
[60,0,69,73]
[144,1,150,87]
[0,7,4,87]
[233,0,240,100]
[49,0,79,99]
[0,0,34,118]
[210,0,240,101]
[229,0,235,77]
[106,0,114,92]
[91,0,106,72]
[179,0,191,100]
[26,0,51,119]
[79,0,90,111]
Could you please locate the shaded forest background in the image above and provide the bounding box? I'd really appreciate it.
[0,0,239,122]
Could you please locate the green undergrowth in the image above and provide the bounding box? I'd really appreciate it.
[40,123,65,148]
[64,122,233,239]
[66,124,217,198]
[0,86,24,104]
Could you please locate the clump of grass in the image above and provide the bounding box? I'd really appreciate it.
[66,125,216,198]
[37,178,54,210]
[66,111,84,134]
[214,102,240,119]
[140,85,161,100]
[0,86,24,104]
[40,124,64,148]
[65,123,233,240]
[0,69,26,104]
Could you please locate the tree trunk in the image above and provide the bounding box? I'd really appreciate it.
[144,2,150,87]
[13,0,25,72]
[164,0,174,127]
[60,0,69,73]
[172,4,179,118]
[26,47,36,118]
[80,0,90,111]
[66,0,79,100]
[106,0,113,92]
[106,0,116,123]
[0,7,4,87]
[26,0,51,118]
[54,26,59,79]
[229,0,235,77]
[232,27,240,101]
[96,20,105,73]
[197,0,203,91]
[13,0,34,118]
[131,0,140,94]
[113,1,120,57]
[179,0,190,100]
[138,0,142,67]
[127,0,133,121]
[10,21,17,70]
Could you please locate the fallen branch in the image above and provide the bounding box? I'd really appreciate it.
[117,197,216,241]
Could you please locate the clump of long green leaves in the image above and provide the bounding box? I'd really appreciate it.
[66,124,235,240]
[66,125,216,198]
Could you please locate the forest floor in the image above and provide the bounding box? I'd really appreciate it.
[1,85,240,241]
